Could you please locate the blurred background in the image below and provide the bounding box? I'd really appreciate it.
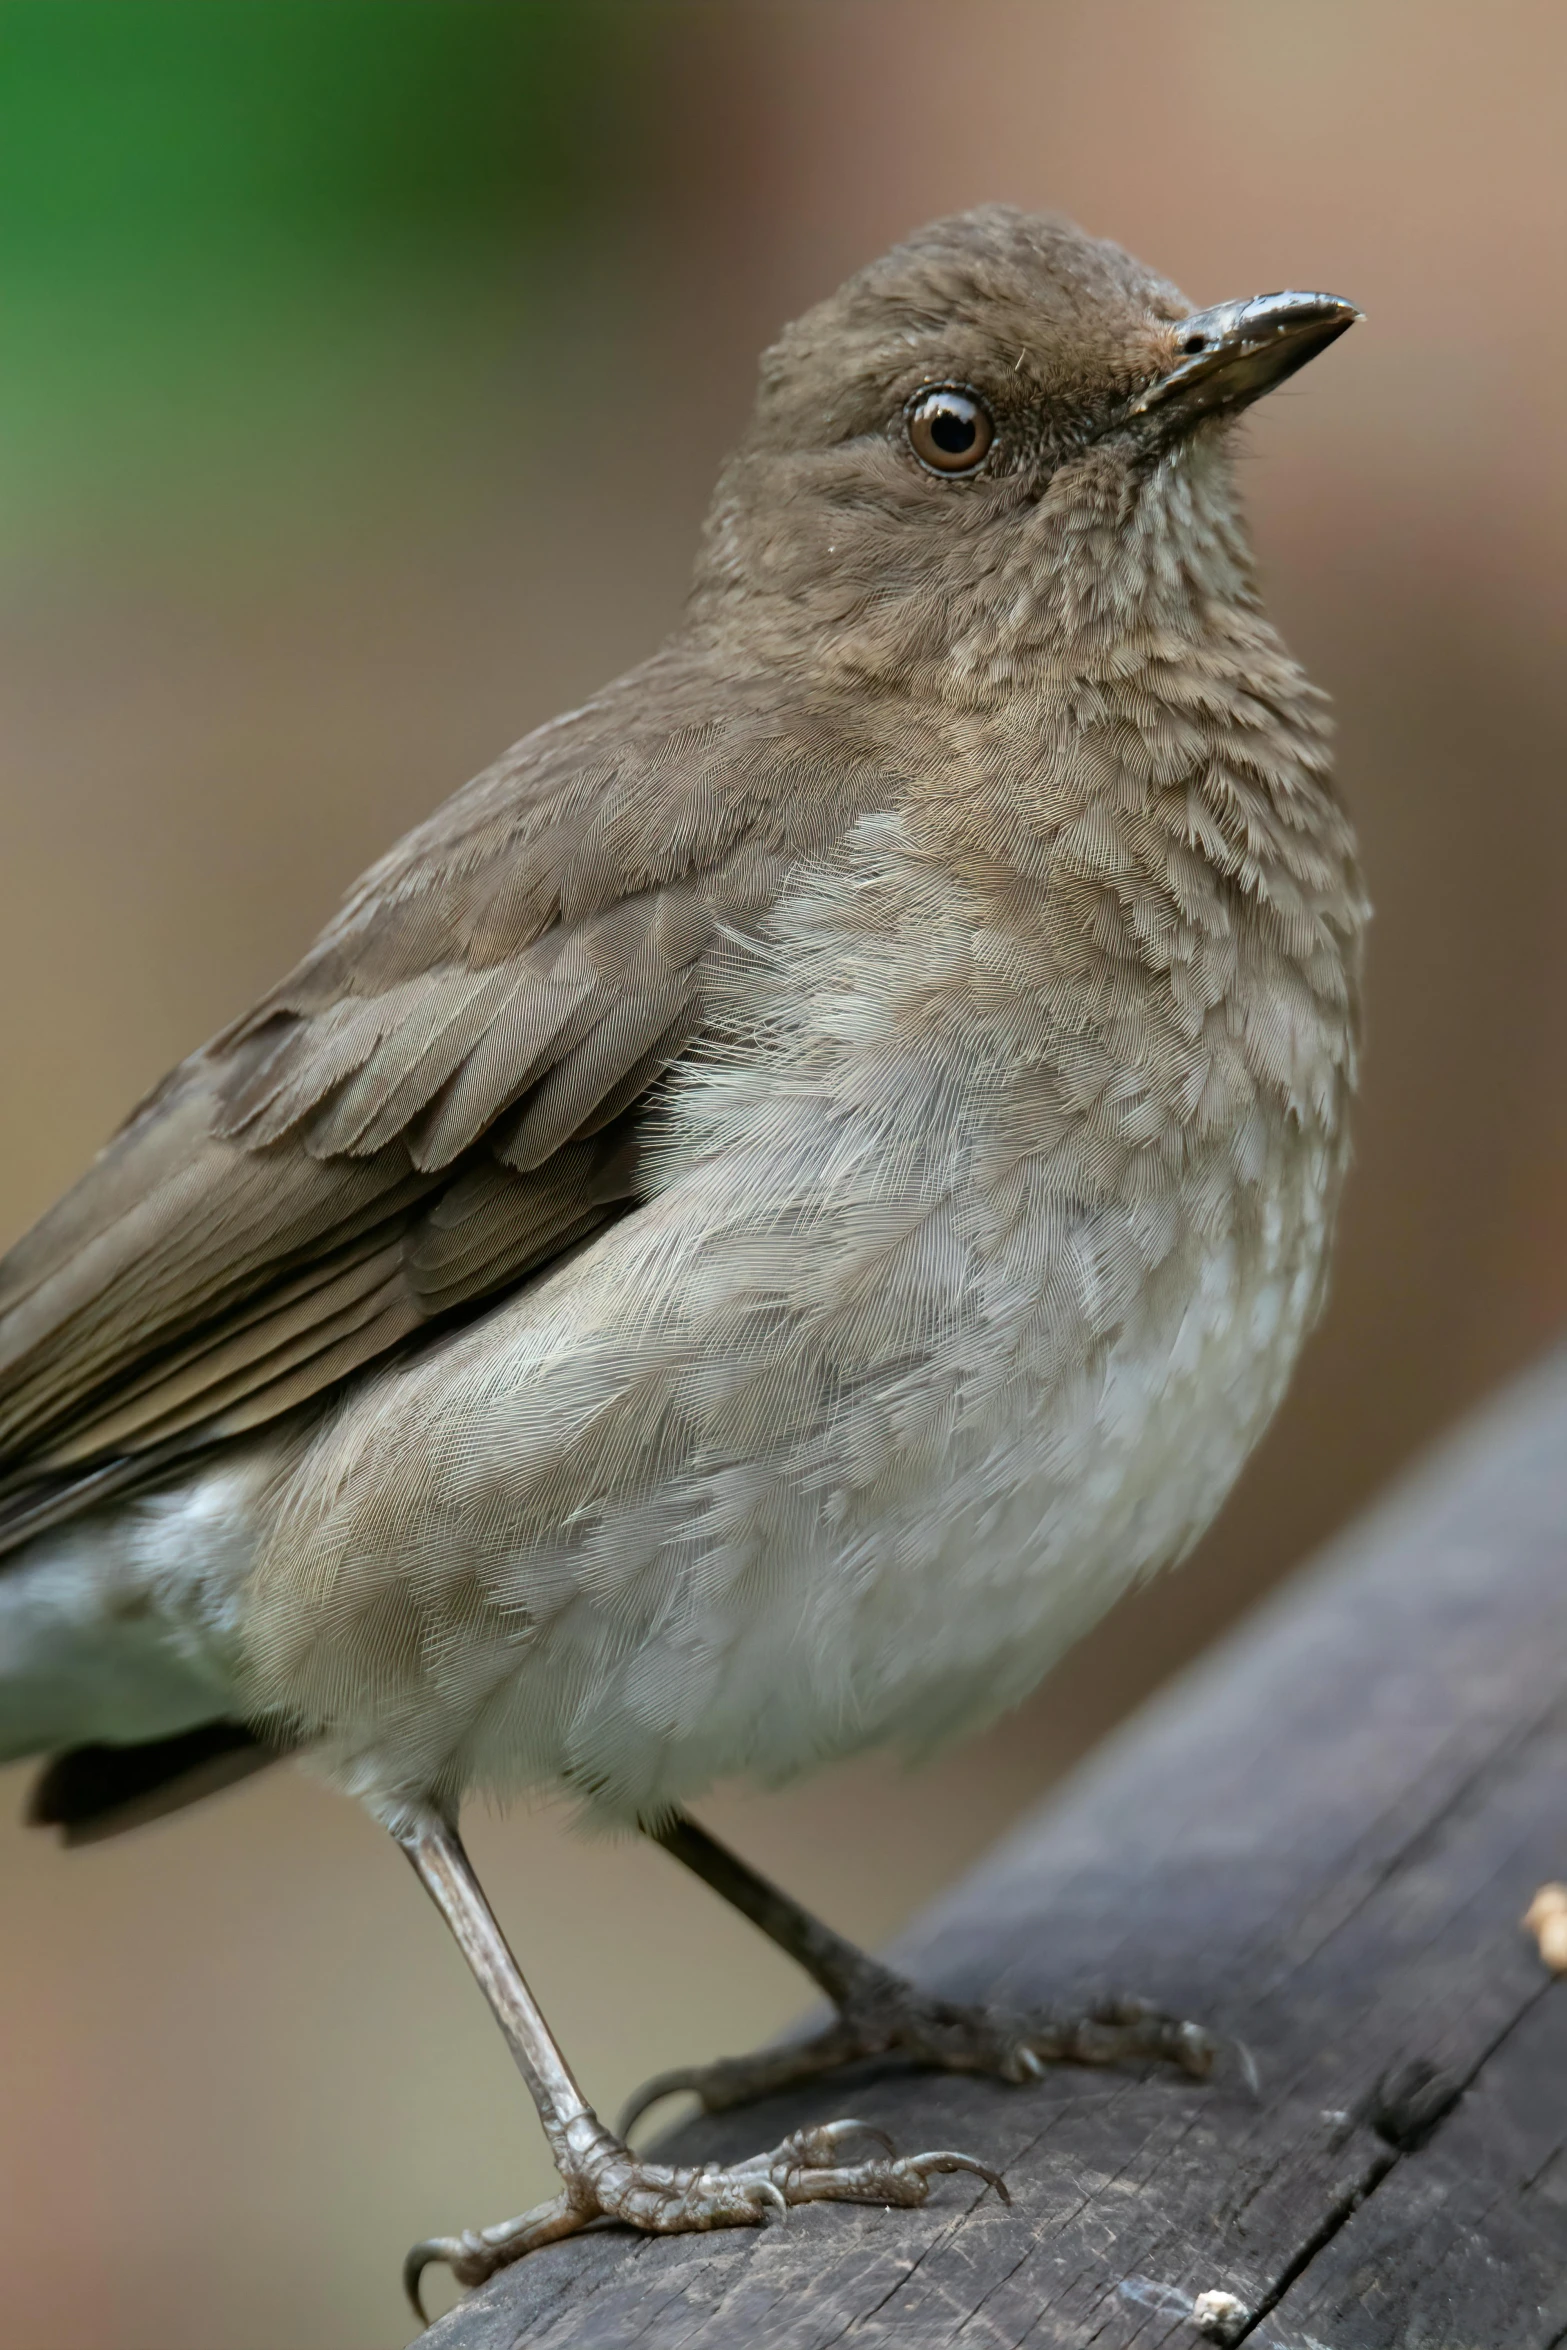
[1,4,1563,2343]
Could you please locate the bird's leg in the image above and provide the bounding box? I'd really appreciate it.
[621,1811,1213,2132]
[392,1808,1004,2320]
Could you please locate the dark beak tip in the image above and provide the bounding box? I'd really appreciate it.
[1253,291,1362,339]
[1309,296,1363,332]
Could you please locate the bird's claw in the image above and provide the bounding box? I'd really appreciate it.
[404,2118,1005,2322]
[620,1988,1216,2135]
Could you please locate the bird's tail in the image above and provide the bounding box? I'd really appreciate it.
[0,1466,285,1838]
[26,1720,281,1843]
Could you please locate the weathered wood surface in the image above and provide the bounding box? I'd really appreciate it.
[421,1348,1567,2350]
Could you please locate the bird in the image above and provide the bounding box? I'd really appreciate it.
[0,206,1364,2313]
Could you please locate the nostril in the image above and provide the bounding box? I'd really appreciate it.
[1180,332,1208,355]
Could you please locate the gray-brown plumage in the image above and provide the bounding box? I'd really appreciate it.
[0,209,1364,2301]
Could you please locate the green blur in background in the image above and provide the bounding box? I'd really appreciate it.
[0,1,641,553]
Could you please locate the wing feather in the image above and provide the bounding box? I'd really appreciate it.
[0,649,907,1550]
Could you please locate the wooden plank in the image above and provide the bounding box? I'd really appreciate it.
[419,1347,1567,2350]
[1258,1942,1567,2347]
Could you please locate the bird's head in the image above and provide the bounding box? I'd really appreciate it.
[689,206,1358,686]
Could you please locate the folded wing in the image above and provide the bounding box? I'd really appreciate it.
[0,648,900,1551]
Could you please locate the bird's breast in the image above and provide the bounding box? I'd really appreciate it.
[243,741,1356,1818]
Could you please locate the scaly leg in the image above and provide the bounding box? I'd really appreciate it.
[621,1811,1212,2132]
[392,1809,1005,2320]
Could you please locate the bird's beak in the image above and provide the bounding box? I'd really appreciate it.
[1128,291,1361,430]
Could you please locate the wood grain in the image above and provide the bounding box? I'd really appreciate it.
[420,1346,1567,2350]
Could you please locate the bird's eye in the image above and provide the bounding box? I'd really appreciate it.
[904,385,995,477]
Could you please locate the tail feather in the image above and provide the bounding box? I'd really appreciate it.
[27,1721,283,1843]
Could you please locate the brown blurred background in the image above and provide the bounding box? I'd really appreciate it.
[1,5,1563,2344]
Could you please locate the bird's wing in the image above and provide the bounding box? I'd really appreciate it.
[0,647,898,1547]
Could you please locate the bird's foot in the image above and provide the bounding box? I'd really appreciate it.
[621,1985,1214,2131]
[405,2115,1003,2318]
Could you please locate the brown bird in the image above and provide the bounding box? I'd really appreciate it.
[0,207,1363,2310]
